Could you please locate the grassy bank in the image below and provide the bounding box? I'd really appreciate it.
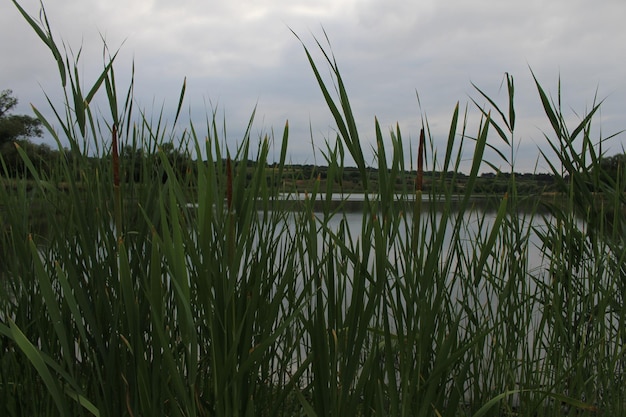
[1,3,625,416]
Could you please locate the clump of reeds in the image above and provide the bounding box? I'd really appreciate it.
[1,2,624,417]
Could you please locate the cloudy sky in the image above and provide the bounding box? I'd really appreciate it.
[2,0,625,173]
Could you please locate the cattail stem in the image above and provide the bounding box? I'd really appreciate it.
[413,128,425,253]
[112,124,123,243]
[112,124,120,188]
[226,156,233,211]
[226,156,235,265]
[416,128,424,192]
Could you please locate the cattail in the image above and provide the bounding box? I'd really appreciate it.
[416,128,425,192]
[226,156,233,211]
[225,156,235,265]
[112,124,120,188]
[112,123,123,243]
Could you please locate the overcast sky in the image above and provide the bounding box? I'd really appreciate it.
[2,0,625,173]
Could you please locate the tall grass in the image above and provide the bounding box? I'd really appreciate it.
[1,3,625,416]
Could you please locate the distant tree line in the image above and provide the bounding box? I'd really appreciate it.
[2,88,625,197]
[0,89,42,146]
[599,153,626,182]
[0,89,49,177]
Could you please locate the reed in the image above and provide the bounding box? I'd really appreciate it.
[1,2,624,416]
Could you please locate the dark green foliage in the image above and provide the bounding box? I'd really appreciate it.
[0,89,43,147]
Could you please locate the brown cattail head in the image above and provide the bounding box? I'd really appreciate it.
[416,128,425,192]
[112,124,120,188]
[226,156,233,211]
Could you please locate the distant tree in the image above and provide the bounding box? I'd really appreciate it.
[0,89,43,147]
[0,138,59,178]
[599,153,626,181]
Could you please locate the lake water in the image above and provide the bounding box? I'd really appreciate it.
[268,192,557,271]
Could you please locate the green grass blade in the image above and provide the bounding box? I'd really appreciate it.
[8,320,67,416]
